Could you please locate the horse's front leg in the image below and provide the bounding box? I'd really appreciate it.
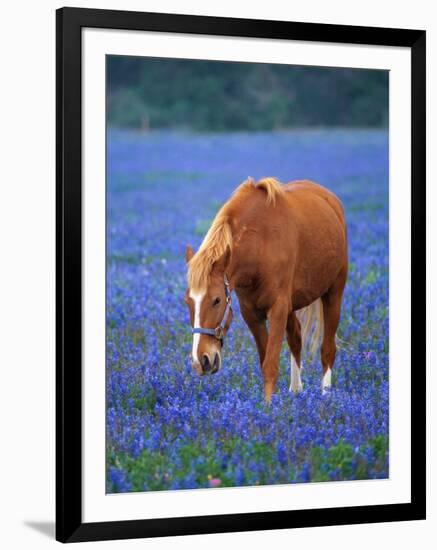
[240,303,268,366]
[263,299,289,402]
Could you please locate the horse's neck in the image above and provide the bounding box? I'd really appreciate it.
[226,240,250,291]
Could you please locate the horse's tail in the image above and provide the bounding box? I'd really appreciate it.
[296,298,324,358]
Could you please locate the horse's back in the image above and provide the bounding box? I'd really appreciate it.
[283,180,345,225]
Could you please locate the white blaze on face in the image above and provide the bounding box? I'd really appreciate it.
[190,289,205,364]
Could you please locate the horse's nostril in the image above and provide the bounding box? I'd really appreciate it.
[202,354,212,373]
[212,353,220,373]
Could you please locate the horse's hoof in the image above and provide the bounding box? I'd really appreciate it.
[289,383,303,394]
[321,369,332,395]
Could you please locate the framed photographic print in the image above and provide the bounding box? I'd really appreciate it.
[56,6,426,543]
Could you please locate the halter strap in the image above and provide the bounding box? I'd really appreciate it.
[192,275,232,343]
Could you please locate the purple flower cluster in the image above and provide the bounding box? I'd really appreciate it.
[106,129,389,492]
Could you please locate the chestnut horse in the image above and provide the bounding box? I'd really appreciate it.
[185,177,348,402]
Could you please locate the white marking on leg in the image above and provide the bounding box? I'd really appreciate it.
[289,355,303,393]
[190,289,205,364]
[322,367,332,394]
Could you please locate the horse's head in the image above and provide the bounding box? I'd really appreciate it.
[184,245,233,376]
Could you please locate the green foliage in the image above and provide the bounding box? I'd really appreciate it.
[107,437,281,491]
[108,88,150,129]
[107,57,388,131]
[310,436,389,482]
[107,435,388,492]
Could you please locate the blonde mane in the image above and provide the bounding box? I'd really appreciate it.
[187,177,284,291]
[253,176,284,206]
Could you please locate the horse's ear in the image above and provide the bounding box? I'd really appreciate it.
[185,244,194,264]
[214,245,231,273]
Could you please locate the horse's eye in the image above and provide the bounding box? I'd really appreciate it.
[213,297,221,307]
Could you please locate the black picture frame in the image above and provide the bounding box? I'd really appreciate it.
[56,6,426,543]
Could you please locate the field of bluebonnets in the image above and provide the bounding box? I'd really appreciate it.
[106,128,389,493]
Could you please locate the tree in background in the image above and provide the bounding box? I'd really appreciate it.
[107,56,388,131]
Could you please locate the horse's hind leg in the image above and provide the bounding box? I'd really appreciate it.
[286,312,303,393]
[320,270,347,393]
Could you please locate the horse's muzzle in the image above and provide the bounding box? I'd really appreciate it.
[201,352,220,375]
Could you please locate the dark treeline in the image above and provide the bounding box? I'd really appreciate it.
[107,56,388,131]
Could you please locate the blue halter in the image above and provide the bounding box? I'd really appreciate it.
[192,275,232,343]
